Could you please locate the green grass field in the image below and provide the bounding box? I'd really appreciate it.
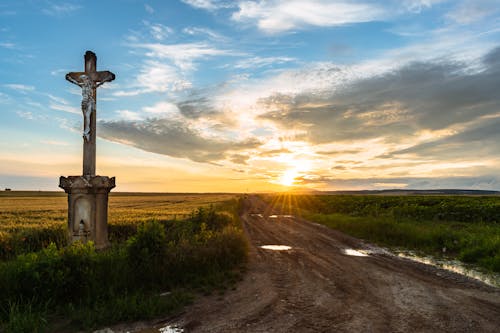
[0,191,247,332]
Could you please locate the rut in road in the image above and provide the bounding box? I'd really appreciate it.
[135,195,500,333]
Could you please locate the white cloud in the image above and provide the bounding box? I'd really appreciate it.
[50,103,79,115]
[232,0,386,33]
[446,0,499,24]
[113,60,192,96]
[16,111,34,120]
[42,2,81,16]
[402,0,445,13]
[0,42,15,49]
[47,94,70,105]
[0,92,10,103]
[133,42,234,71]
[4,84,35,92]
[47,94,80,114]
[233,56,296,69]
[181,0,220,10]
[143,101,181,117]
[115,110,143,121]
[143,21,174,41]
[182,27,228,41]
[145,4,154,14]
[40,140,70,146]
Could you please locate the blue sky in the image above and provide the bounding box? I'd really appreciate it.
[1,0,500,192]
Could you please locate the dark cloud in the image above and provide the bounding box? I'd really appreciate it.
[229,153,249,164]
[99,118,260,164]
[259,46,500,151]
[177,97,216,119]
[386,117,500,160]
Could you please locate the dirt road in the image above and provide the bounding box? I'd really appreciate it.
[133,195,500,332]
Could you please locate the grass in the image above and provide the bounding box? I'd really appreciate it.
[0,192,248,332]
[263,193,500,273]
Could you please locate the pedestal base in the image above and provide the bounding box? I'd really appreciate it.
[59,175,115,249]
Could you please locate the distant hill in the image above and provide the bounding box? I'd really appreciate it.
[320,189,500,195]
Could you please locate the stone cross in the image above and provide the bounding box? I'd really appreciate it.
[66,51,115,176]
[60,50,116,249]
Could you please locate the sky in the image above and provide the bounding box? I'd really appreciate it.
[1,0,500,192]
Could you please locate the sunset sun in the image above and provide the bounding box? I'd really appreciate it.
[279,168,298,186]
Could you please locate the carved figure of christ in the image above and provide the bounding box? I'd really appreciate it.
[66,51,115,176]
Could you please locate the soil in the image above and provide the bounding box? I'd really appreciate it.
[118,195,500,333]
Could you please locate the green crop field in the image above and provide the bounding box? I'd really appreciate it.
[0,191,247,332]
[264,194,500,273]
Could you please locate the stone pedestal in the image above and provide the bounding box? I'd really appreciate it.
[59,175,115,249]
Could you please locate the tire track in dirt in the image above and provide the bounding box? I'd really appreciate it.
[127,195,500,333]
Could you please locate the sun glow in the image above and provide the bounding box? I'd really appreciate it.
[279,168,299,186]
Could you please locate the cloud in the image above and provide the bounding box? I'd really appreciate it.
[181,0,224,10]
[42,2,81,16]
[182,27,228,41]
[258,46,500,149]
[143,21,174,41]
[113,60,192,96]
[402,0,445,13]
[145,4,154,14]
[299,175,500,191]
[4,84,35,92]
[114,110,143,121]
[231,0,386,33]
[50,103,79,115]
[233,56,296,69]
[0,42,15,49]
[446,0,500,24]
[99,118,261,164]
[47,94,80,114]
[119,42,235,97]
[40,140,70,146]
[133,42,233,71]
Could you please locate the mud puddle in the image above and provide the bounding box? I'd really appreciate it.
[260,245,292,251]
[397,251,500,287]
[133,324,183,333]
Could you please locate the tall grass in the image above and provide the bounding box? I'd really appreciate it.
[0,196,248,332]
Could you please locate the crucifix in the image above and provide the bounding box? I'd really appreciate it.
[59,50,116,249]
[66,51,115,176]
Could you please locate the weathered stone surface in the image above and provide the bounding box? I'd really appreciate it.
[59,175,115,249]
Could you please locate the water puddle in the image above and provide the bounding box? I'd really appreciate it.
[397,251,500,288]
[260,245,292,251]
[133,324,183,333]
[342,249,369,257]
[159,326,183,333]
[268,215,294,219]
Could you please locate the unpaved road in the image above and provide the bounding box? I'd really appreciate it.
[129,195,500,332]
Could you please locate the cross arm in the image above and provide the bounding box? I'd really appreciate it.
[65,71,115,86]
[94,71,115,87]
[66,72,85,85]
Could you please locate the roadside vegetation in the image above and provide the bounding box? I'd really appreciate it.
[264,194,500,273]
[0,192,248,332]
